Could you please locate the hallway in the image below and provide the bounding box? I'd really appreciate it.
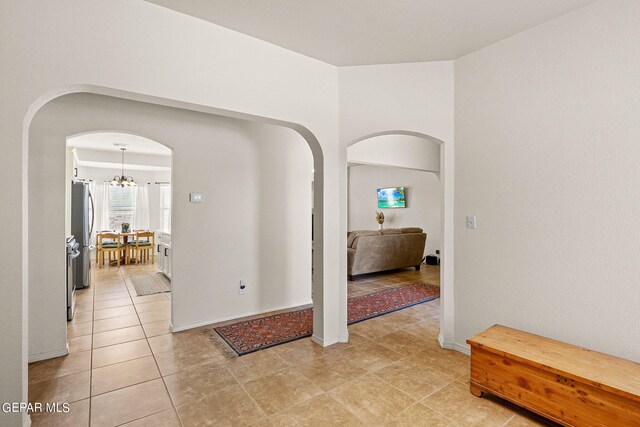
[28,264,549,426]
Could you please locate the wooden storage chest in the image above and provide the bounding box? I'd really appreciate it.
[467,325,640,426]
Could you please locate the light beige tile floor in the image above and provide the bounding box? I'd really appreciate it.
[29,263,557,426]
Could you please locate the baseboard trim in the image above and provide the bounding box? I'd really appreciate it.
[438,333,449,349]
[311,334,339,347]
[338,330,349,343]
[28,344,69,363]
[170,301,314,333]
[311,334,324,346]
[454,342,471,355]
[438,334,471,356]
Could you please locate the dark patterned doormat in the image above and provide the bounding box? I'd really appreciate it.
[208,283,439,355]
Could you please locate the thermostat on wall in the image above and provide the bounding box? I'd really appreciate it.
[189,192,205,203]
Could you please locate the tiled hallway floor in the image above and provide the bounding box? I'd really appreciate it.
[29,264,554,426]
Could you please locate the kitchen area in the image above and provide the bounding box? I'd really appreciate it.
[64,133,172,323]
[28,132,172,363]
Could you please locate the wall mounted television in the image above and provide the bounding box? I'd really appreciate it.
[377,187,406,208]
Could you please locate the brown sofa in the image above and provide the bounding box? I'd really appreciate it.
[347,227,427,280]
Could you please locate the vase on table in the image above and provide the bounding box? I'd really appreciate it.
[375,211,385,230]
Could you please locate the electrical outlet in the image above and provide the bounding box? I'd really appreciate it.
[239,280,246,295]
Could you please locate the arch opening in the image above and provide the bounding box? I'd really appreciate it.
[346,130,453,349]
[67,130,173,269]
[23,87,331,370]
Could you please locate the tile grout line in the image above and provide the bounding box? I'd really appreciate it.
[279,345,401,425]
[74,264,442,426]
[91,326,146,350]
[90,353,155,376]
[134,264,184,426]
[88,269,128,398]
[87,262,97,427]
[125,264,184,427]
[264,268,441,424]
[290,345,426,418]
[392,400,461,426]
[89,263,173,426]
[418,377,484,425]
[271,361,339,420]
[330,305,461,425]
[501,413,517,426]
[225,359,274,423]
[404,372,464,424]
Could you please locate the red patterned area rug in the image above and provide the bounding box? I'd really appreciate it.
[210,283,439,356]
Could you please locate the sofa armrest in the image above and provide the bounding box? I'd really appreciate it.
[347,247,356,274]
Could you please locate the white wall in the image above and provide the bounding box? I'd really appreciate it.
[28,93,314,361]
[1,1,342,420]
[454,0,640,362]
[348,134,440,172]
[349,165,441,256]
[339,61,454,144]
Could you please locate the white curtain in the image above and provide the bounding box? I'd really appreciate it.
[100,183,111,231]
[133,184,150,231]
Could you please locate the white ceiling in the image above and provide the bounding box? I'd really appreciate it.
[67,132,171,155]
[68,132,171,171]
[146,0,596,66]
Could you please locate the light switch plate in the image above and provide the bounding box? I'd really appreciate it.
[189,192,205,203]
[466,215,477,229]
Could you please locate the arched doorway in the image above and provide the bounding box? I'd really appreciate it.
[66,130,172,326]
[347,130,454,349]
[24,87,338,366]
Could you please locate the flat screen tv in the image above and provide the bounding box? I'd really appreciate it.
[377,187,406,208]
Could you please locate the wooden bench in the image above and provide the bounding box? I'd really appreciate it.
[467,325,640,426]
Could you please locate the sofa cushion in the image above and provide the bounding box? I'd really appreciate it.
[380,228,402,235]
[347,230,380,247]
[401,227,423,234]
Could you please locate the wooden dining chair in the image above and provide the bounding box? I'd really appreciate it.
[127,231,155,265]
[97,232,125,267]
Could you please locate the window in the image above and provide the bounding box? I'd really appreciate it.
[108,186,135,230]
[160,184,171,232]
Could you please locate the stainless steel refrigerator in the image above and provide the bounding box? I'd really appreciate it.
[71,181,94,289]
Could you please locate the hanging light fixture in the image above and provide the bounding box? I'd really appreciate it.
[111,147,136,187]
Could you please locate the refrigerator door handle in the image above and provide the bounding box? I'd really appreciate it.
[89,191,95,236]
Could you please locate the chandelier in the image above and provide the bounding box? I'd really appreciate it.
[110,148,136,187]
